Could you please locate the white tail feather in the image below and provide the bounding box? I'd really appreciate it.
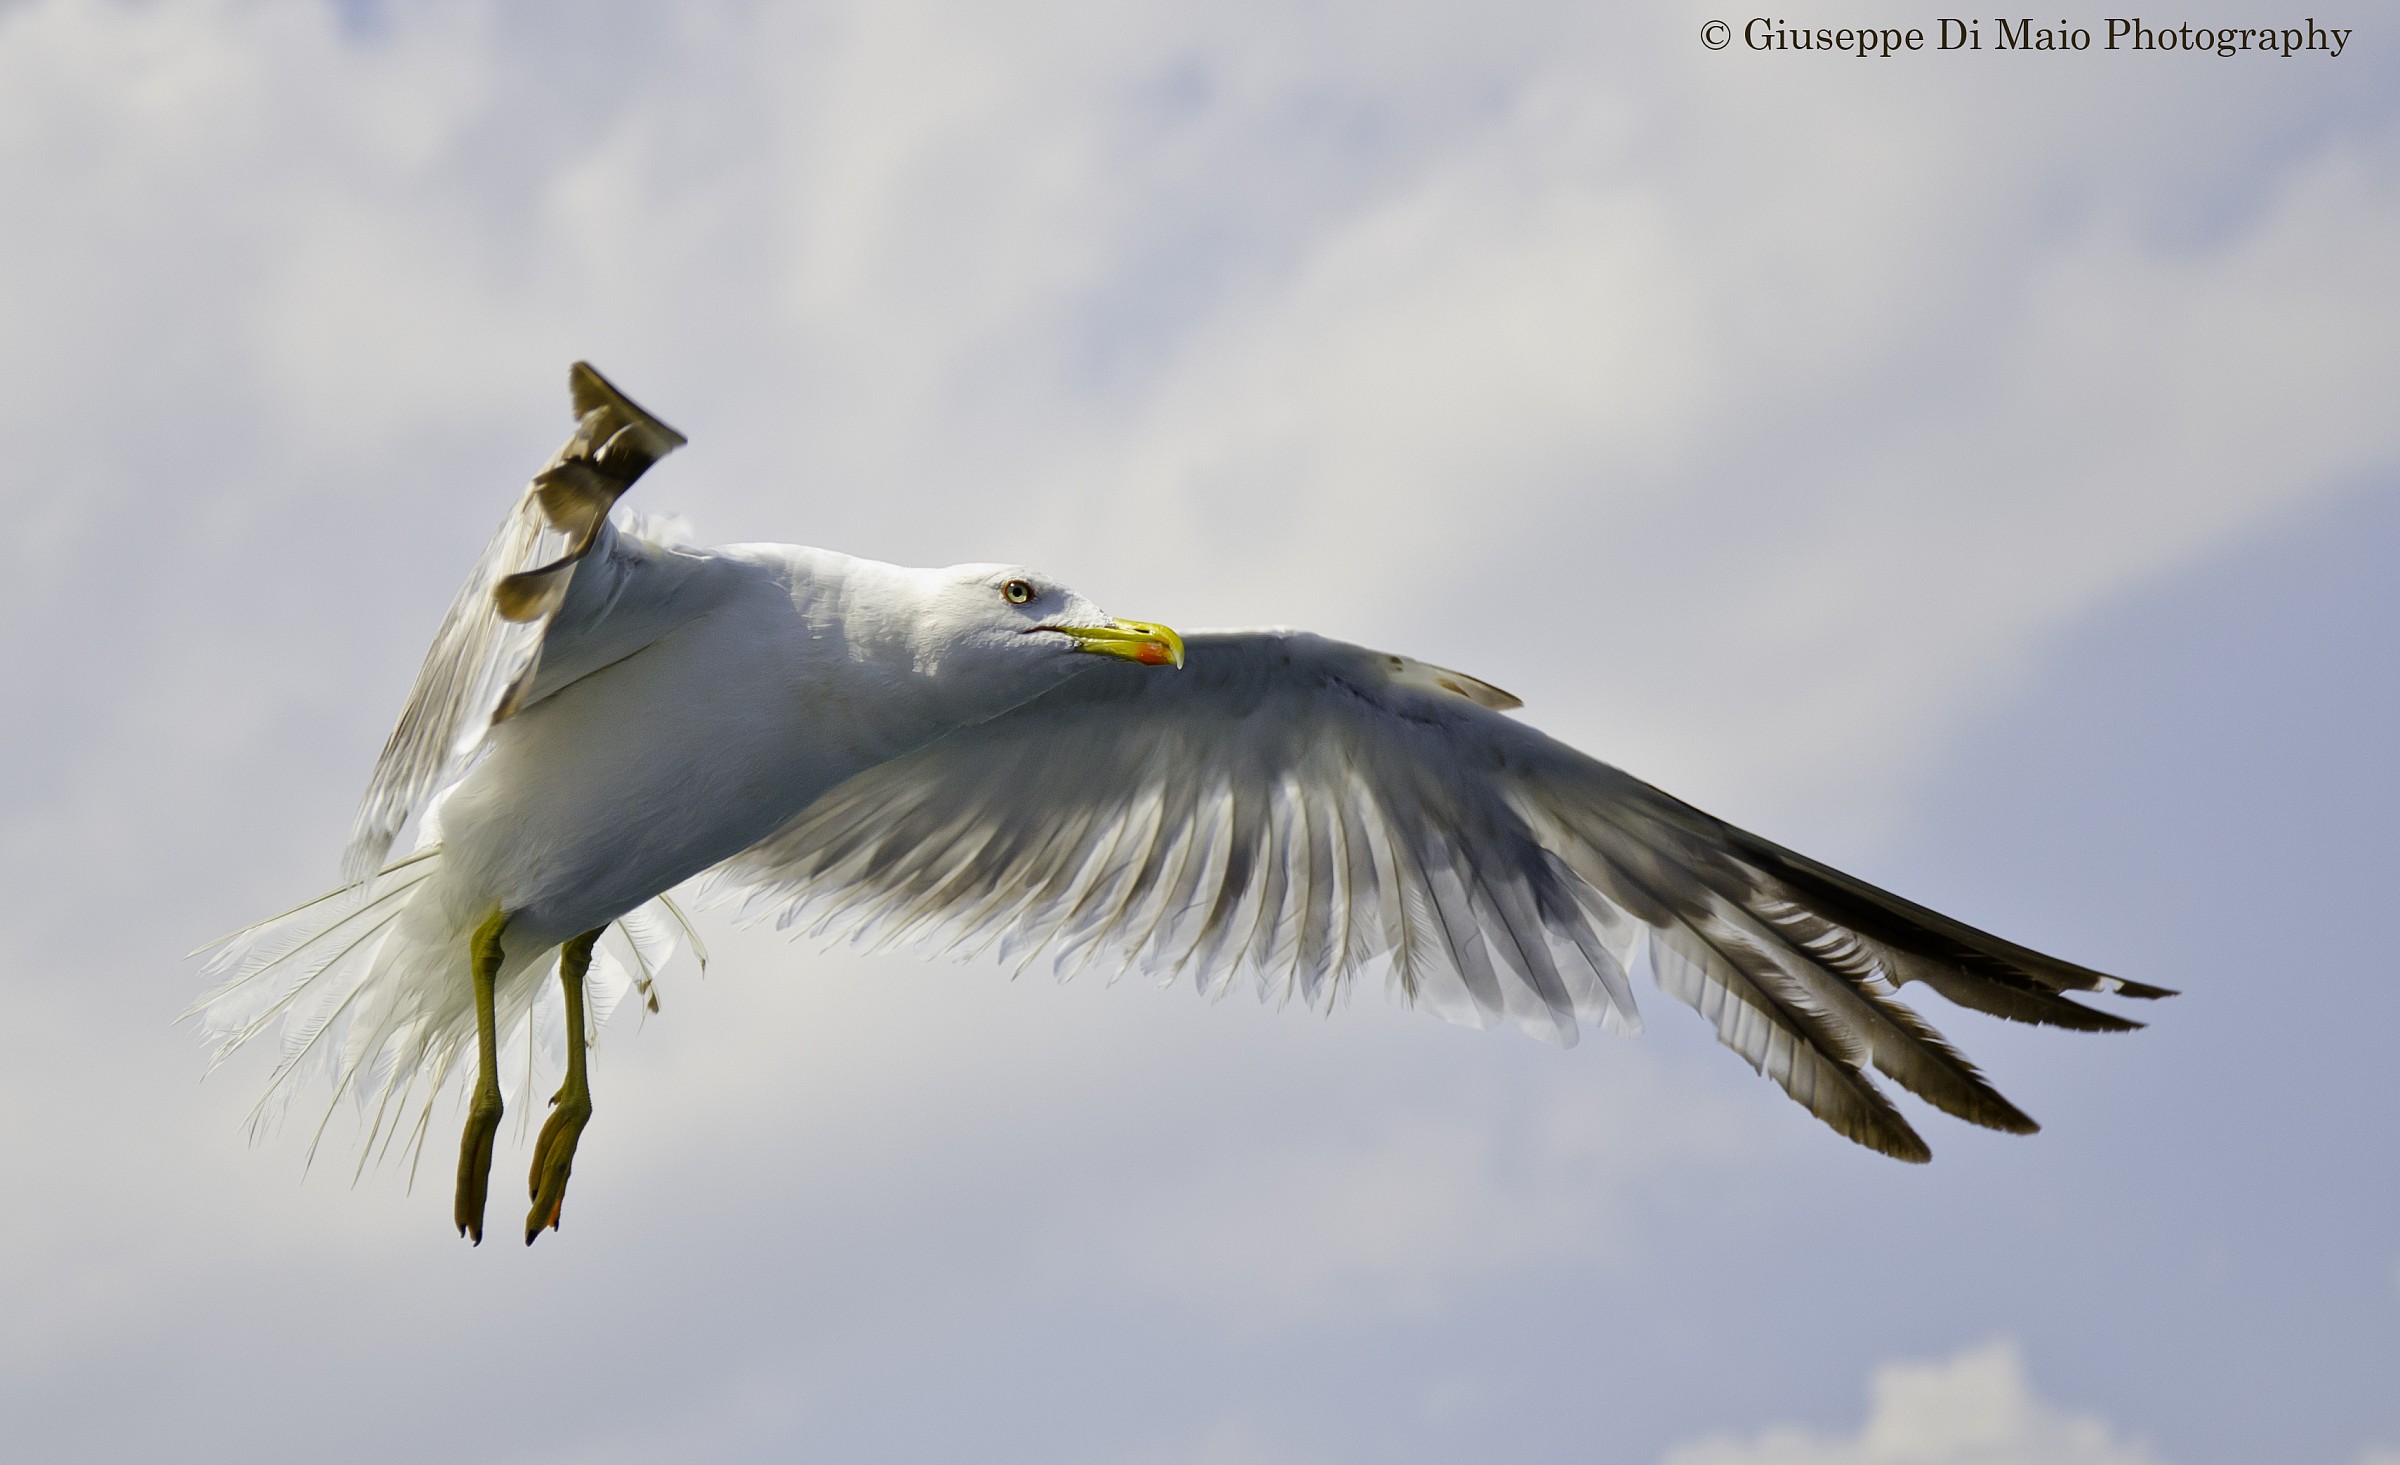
[189,848,692,1175]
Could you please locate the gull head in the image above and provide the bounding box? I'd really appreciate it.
[901,562,1184,715]
[924,563,1183,666]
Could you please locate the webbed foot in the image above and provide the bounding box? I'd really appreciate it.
[454,1083,503,1244]
[525,1082,592,1243]
[524,925,603,1246]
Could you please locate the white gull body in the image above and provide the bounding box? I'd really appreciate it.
[439,542,1094,957]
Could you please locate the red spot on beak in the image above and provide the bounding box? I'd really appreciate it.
[1135,644,1170,666]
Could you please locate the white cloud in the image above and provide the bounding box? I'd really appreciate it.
[2,0,2390,864]
[1661,1342,2167,1465]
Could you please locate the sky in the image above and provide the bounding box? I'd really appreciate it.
[0,0,2394,1460]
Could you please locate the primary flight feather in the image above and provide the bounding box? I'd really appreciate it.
[192,363,2168,1245]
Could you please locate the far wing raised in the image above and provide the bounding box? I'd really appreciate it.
[341,363,690,882]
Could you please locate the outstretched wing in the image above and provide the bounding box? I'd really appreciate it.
[341,363,690,881]
[713,631,2168,1161]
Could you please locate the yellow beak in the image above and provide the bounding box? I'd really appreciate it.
[1055,618,1186,669]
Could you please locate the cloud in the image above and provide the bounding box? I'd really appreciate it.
[7,0,2393,853]
[1661,1342,2167,1465]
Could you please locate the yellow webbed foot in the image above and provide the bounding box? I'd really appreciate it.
[524,925,603,1246]
[454,1084,503,1244]
[525,1081,593,1243]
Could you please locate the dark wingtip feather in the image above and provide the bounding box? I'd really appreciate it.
[1882,1055,2043,1134]
[1966,1097,2041,1136]
[1869,1123,1934,1164]
[1709,823,2158,1009]
[1909,966,2148,1032]
[1816,1079,1932,1163]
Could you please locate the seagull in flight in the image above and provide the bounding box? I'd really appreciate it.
[193,364,2170,1245]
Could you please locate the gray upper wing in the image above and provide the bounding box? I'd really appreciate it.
[715,630,2165,1161]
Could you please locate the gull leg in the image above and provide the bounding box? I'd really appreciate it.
[454,910,510,1244]
[526,927,603,1245]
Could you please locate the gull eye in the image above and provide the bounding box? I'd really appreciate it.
[1002,579,1035,605]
